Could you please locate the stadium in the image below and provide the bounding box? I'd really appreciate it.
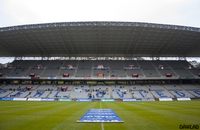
[0,21,200,130]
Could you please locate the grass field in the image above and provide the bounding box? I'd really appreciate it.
[0,101,200,130]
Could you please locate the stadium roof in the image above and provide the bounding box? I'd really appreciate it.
[0,22,200,57]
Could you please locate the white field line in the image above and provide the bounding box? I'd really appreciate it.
[100,102,105,130]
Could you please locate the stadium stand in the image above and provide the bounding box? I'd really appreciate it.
[0,60,199,78]
[0,22,200,101]
[0,84,200,100]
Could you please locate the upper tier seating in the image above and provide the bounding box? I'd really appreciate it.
[0,60,199,78]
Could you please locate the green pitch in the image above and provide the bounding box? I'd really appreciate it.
[0,101,200,130]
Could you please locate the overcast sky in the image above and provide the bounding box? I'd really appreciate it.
[0,0,200,63]
[0,0,200,28]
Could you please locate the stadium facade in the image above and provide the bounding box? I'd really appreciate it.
[0,22,200,101]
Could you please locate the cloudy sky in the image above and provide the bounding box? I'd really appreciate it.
[0,0,200,28]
